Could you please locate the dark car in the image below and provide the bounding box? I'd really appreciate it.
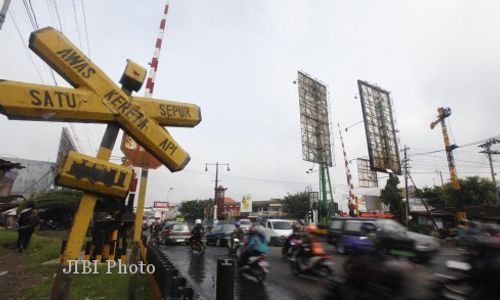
[328,217,439,263]
[161,222,191,245]
[206,223,236,247]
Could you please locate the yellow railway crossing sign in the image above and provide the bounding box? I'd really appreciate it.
[0,27,201,172]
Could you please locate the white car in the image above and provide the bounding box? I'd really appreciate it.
[259,219,293,242]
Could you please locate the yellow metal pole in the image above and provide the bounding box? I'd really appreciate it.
[133,169,149,242]
[50,124,120,300]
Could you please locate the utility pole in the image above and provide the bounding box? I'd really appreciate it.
[403,145,410,225]
[435,169,444,186]
[205,162,230,222]
[479,138,500,204]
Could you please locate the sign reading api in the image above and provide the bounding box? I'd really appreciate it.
[56,151,133,198]
[0,27,202,172]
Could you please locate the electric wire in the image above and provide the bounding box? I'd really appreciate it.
[27,0,39,28]
[80,0,91,57]
[52,0,63,31]
[8,10,45,84]
[21,0,36,30]
[71,0,83,50]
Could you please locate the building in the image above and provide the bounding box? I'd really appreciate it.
[0,157,55,199]
[251,199,283,218]
[221,197,240,219]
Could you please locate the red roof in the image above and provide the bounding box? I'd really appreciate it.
[223,197,237,204]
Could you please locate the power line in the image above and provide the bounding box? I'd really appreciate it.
[8,10,45,83]
[71,0,83,50]
[22,0,36,30]
[409,134,500,157]
[80,0,91,57]
[27,0,39,28]
[51,0,63,31]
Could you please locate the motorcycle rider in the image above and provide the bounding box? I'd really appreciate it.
[239,225,268,266]
[294,224,325,269]
[150,219,163,246]
[191,219,204,247]
[282,224,302,258]
[230,221,245,250]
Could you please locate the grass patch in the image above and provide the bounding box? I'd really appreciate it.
[0,229,18,252]
[0,230,151,299]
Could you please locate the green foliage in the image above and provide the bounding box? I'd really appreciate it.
[19,189,82,212]
[415,186,446,207]
[281,191,309,220]
[415,176,497,207]
[178,199,213,222]
[380,174,405,224]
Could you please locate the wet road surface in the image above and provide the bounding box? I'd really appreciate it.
[160,242,461,300]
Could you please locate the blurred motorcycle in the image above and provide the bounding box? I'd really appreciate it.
[432,235,500,300]
[289,237,334,280]
[240,254,269,284]
[281,237,302,259]
[190,238,206,254]
[228,237,241,256]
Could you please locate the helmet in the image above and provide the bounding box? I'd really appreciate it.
[235,221,240,227]
[305,224,317,234]
[195,219,202,225]
[292,224,299,233]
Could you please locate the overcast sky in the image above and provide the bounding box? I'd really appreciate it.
[1,0,499,210]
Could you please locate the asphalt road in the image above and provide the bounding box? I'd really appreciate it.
[159,242,462,300]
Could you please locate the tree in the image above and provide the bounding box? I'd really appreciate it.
[415,176,497,207]
[178,199,212,223]
[281,191,309,220]
[380,174,405,224]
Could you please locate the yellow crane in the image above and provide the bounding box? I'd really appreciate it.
[430,107,466,220]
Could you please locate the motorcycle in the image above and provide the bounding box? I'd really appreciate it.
[289,238,334,280]
[228,238,241,256]
[239,253,269,284]
[431,236,500,300]
[190,237,206,254]
[281,236,302,259]
[324,233,426,299]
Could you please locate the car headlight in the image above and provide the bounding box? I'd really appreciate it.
[416,239,438,251]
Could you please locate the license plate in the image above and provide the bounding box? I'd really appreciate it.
[258,261,269,267]
[176,239,184,242]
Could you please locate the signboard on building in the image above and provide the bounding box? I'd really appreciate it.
[153,201,169,209]
[241,195,252,213]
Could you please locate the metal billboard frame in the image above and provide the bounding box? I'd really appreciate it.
[297,71,333,166]
[356,158,378,188]
[357,80,401,175]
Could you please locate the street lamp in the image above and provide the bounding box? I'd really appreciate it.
[205,162,230,222]
[166,187,173,202]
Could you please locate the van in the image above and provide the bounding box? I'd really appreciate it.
[259,219,293,243]
[329,217,439,263]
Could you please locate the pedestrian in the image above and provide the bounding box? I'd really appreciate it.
[16,202,38,253]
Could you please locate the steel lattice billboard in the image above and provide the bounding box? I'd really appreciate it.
[357,158,378,188]
[297,71,333,166]
[357,80,401,174]
[55,127,77,170]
